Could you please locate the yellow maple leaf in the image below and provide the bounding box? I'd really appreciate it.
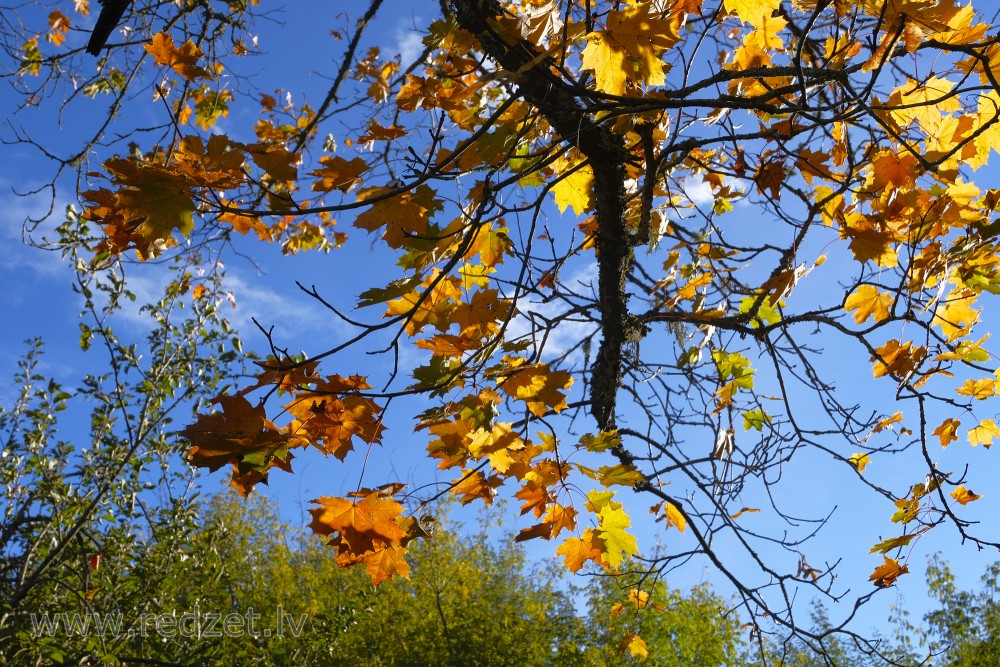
[596,503,638,568]
[723,0,781,27]
[971,90,1000,169]
[887,76,960,132]
[618,632,649,660]
[665,502,687,532]
[744,12,786,51]
[968,419,1000,448]
[497,362,573,417]
[595,463,645,488]
[628,588,650,609]
[849,452,871,473]
[551,159,595,216]
[956,378,997,400]
[823,34,861,69]
[872,412,904,434]
[585,488,620,513]
[844,284,893,323]
[581,32,628,95]
[935,335,991,363]
[890,497,919,524]
[933,289,980,342]
[869,533,918,555]
[581,2,677,94]
[466,225,511,268]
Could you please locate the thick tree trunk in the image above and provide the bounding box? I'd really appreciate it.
[450,0,634,431]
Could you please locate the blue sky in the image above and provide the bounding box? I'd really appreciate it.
[5,0,1000,648]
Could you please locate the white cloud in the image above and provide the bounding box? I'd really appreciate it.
[682,173,715,207]
[397,29,425,65]
[506,262,601,361]
[0,185,75,279]
[111,263,351,355]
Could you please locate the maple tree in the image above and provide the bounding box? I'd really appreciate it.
[8,0,1000,660]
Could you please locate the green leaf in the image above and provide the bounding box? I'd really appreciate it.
[741,409,771,431]
[597,504,638,568]
[870,533,917,554]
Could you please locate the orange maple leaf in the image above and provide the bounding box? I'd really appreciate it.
[753,159,785,201]
[310,155,369,193]
[284,376,385,460]
[951,485,982,505]
[515,483,554,517]
[556,529,605,573]
[144,33,212,81]
[47,11,71,46]
[251,358,321,394]
[450,468,503,505]
[932,418,961,447]
[173,134,246,189]
[514,503,578,542]
[869,150,919,190]
[869,556,909,587]
[355,184,444,249]
[309,493,408,557]
[247,143,299,186]
[357,542,410,585]
[871,340,926,380]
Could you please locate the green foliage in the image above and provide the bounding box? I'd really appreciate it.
[0,208,242,664]
[922,555,1000,666]
[579,566,745,666]
[177,498,586,666]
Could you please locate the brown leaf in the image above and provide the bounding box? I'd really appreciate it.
[181,395,301,496]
